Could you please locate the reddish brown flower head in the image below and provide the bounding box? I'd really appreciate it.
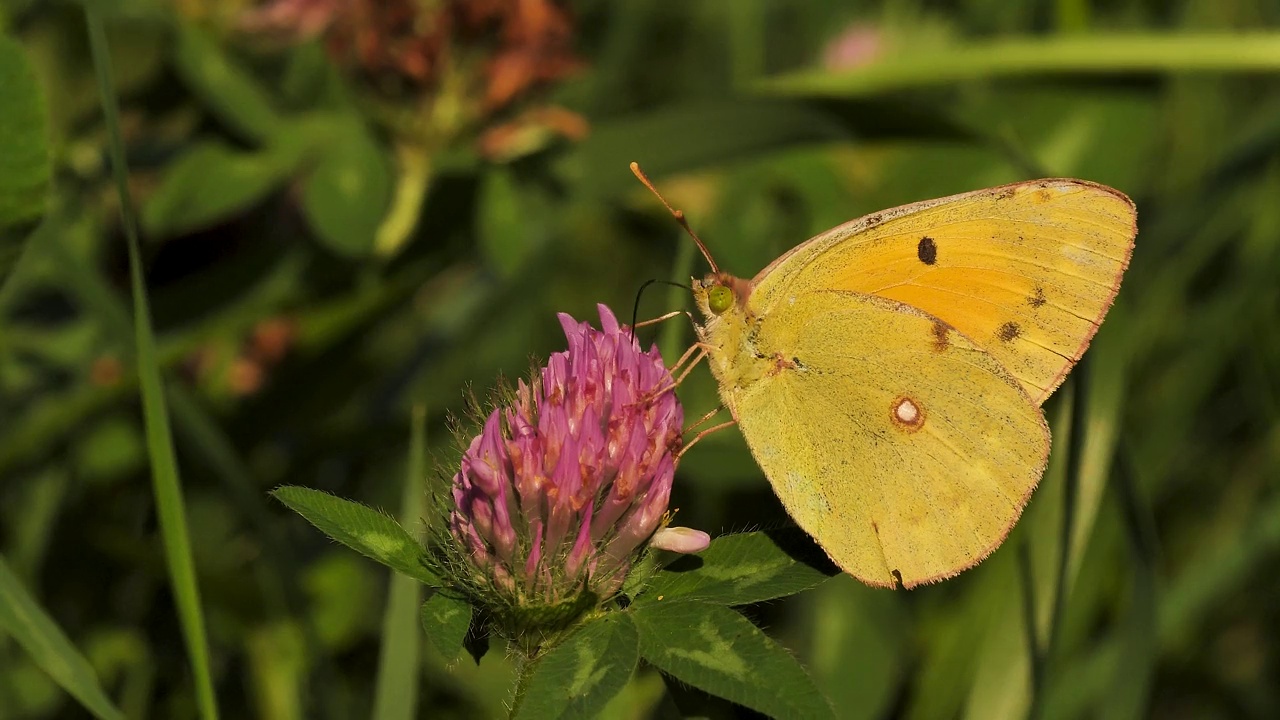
[241,0,582,107]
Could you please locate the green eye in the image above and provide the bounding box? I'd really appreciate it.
[708,285,733,314]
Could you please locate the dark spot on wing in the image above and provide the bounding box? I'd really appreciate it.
[872,521,879,535]
[891,569,904,588]
[1028,286,1047,308]
[997,321,1021,342]
[931,321,950,352]
[997,187,1016,200]
[917,236,937,265]
[865,214,883,227]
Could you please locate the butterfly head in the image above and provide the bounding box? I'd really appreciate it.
[692,273,752,319]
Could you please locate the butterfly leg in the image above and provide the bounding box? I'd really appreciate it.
[635,344,709,408]
[668,346,708,389]
[684,405,727,434]
[678,419,738,459]
[668,343,708,378]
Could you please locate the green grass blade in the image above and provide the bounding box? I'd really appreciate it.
[0,554,125,720]
[167,384,347,720]
[371,406,428,720]
[84,8,220,719]
[1101,453,1157,720]
[1017,541,1043,720]
[1048,364,1088,655]
[758,33,1280,97]
[658,237,695,366]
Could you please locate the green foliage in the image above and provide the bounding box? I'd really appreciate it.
[371,407,429,720]
[272,487,440,587]
[513,614,639,720]
[143,140,297,237]
[804,576,907,720]
[299,116,392,257]
[420,592,473,661]
[2,1,1280,718]
[86,8,220,719]
[758,33,1280,96]
[0,34,50,287]
[633,528,833,606]
[479,167,544,277]
[633,600,834,719]
[173,24,282,142]
[0,556,124,720]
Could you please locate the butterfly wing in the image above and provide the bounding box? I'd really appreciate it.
[750,180,1136,404]
[730,289,1049,587]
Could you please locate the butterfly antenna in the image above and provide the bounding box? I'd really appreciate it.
[630,162,718,273]
[629,278,693,343]
[630,278,660,344]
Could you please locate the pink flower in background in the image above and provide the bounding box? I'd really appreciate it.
[822,23,885,71]
[238,0,338,40]
[448,305,697,612]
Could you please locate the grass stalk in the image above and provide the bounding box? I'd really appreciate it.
[759,33,1280,97]
[84,8,219,719]
[371,405,428,720]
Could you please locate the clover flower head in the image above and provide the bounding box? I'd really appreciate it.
[444,304,695,626]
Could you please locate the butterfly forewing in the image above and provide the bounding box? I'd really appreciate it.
[749,180,1136,404]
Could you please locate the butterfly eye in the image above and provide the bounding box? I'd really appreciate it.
[708,285,734,314]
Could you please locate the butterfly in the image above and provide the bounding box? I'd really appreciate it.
[633,164,1136,589]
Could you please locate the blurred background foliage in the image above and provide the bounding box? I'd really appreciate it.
[1,0,1279,718]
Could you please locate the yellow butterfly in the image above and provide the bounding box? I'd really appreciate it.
[633,164,1136,589]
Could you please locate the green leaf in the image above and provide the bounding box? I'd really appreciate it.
[632,601,833,719]
[0,555,125,720]
[142,141,297,237]
[634,528,834,607]
[419,592,472,661]
[173,23,282,142]
[272,486,439,586]
[513,614,640,720]
[0,34,51,287]
[301,117,391,257]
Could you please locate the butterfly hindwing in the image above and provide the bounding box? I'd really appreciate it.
[727,290,1050,587]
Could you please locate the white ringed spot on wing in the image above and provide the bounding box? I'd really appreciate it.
[890,396,925,432]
